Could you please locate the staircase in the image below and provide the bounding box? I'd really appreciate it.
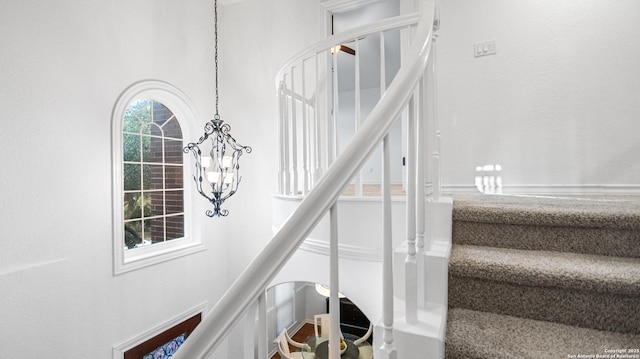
[446,194,640,358]
[172,2,444,358]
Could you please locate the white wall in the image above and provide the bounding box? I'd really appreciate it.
[215,0,325,278]
[338,88,404,183]
[437,0,640,193]
[0,0,328,356]
[0,0,230,357]
[214,1,325,356]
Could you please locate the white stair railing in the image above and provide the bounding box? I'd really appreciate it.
[172,2,438,358]
[277,11,421,197]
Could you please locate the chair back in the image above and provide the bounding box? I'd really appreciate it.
[277,331,292,357]
[313,314,330,339]
[353,323,373,346]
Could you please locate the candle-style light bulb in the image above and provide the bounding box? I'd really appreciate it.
[201,156,212,168]
[223,173,234,185]
[207,171,222,186]
[220,156,232,169]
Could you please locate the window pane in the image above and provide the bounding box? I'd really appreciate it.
[145,164,163,190]
[123,164,142,191]
[124,192,145,220]
[139,122,151,135]
[123,109,143,133]
[152,101,174,128]
[166,215,185,241]
[165,190,183,214]
[124,221,143,249]
[123,134,141,162]
[150,191,164,217]
[143,192,151,217]
[144,219,153,241]
[165,165,183,189]
[165,138,183,164]
[142,134,163,163]
[163,117,183,139]
[148,217,165,244]
[129,99,151,122]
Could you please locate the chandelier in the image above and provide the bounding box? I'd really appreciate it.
[184,0,252,217]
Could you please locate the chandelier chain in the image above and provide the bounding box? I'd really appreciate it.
[183,0,251,218]
[214,0,219,116]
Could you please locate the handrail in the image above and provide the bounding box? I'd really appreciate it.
[172,2,435,358]
[275,11,420,89]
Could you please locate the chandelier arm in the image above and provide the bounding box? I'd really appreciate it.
[223,133,252,153]
[219,174,242,202]
[219,122,251,151]
[186,148,216,203]
[194,177,215,203]
[187,121,217,148]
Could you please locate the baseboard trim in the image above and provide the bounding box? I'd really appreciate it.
[443,184,640,195]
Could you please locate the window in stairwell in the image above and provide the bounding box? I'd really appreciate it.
[112,81,204,275]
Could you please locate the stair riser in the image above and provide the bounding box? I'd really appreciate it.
[453,221,640,258]
[448,276,640,334]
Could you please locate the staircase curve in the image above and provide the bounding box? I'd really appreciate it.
[173,2,448,358]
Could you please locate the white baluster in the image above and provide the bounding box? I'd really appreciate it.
[330,48,339,165]
[431,31,441,200]
[277,81,285,195]
[380,134,397,359]
[416,77,427,310]
[421,69,434,253]
[379,30,387,201]
[322,50,331,176]
[282,75,291,195]
[290,67,299,195]
[329,203,340,359]
[405,95,418,324]
[354,39,363,197]
[257,292,267,359]
[417,76,427,252]
[301,60,310,195]
[314,52,323,183]
[380,31,386,96]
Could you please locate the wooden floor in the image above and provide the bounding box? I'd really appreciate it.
[270,323,316,359]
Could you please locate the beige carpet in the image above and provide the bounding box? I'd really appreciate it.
[446,194,640,358]
[452,194,640,257]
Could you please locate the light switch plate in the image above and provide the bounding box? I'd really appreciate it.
[474,40,496,57]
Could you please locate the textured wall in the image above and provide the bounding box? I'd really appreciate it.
[438,0,640,192]
[215,0,325,279]
[0,0,228,357]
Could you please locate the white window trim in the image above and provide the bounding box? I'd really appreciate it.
[112,80,205,275]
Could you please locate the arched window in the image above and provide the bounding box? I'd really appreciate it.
[112,81,204,275]
[122,99,184,249]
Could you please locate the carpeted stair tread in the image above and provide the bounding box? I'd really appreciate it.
[446,308,640,359]
[453,220,640,258]
[450,244,640,296]
[453,194,640,230]
[447,194,640,356]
